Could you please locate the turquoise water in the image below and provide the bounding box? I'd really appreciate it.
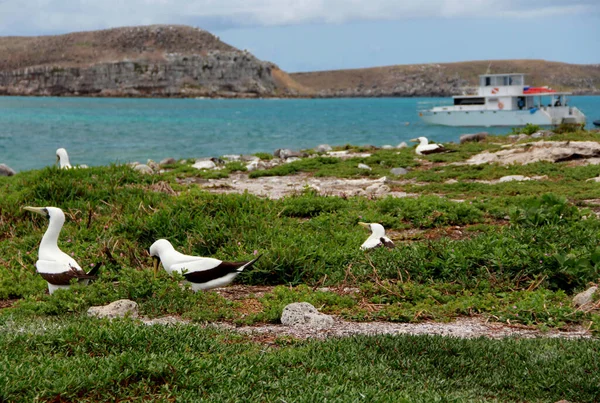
[1,96,598,172]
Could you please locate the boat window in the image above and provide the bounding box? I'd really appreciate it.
[511,75,523,86]
[485,77,491,86]
[454,97,485,105]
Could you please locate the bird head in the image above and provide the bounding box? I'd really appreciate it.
[56,148,71,169]
[149,239,173,275]
[409,137,428,145]
[23,206,65,223]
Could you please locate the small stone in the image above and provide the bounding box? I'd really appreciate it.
[460,132,488,144]
[315,144,332,153]
[192,160,217,170]
[365,183,390,195]
[498,175,530,183]
[390,167,408,175]
[222,154,241,162]
[147,160,160,171]
[573,286,598,307]
[0,164,16,176]
[396,142,408,149]
[159,157,176,166]
[281,302,334,329]
[445,179,458,184]
[133,164,153,174]
[358,163,371,170]
[381,145,394,150]
[88,299,139,319]
[240,155,260,162]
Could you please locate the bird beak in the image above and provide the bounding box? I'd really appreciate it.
[409,138,418,142]
[152,256,160,277]
[23,206,48,217]
[56,155,60,165]
[358,222,370,229]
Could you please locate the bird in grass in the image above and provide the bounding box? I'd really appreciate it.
[56,148,87,169]
[409,137,450,155]
[358,222,395,250]
[149,239,261,291]
[23,206,100,294]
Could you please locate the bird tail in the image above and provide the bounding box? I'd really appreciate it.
[238,255,262,272]
[86,262,103,277]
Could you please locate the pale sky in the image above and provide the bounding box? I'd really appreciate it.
[0,0,598,71]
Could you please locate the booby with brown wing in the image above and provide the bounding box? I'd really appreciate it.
[24,206,100,294]
[410,137,449,155]
[149,239,261,291]
[359,222,395,250]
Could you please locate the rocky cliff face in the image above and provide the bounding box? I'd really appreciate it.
[0,52,277,97]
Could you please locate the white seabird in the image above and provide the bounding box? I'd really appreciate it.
[56,148,73,169]
[410,137,449,155]
[149,239,261,291]
[359,222,395,250]
[56,148,88,169]
[23,206,99,294]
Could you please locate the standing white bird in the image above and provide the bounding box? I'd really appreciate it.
[56,148,88,169]
[359,222,395,250]
[149,239,261,291]
[23,206,99,294]
[56,148,73,169]
[409,137,449,155]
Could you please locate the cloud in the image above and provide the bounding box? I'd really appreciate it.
[0,0,597,35]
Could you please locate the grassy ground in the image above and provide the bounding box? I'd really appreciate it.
[1,128,599,401]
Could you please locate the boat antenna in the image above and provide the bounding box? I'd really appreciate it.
[485,62,492,74]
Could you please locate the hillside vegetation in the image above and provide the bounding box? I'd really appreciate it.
[291,59,600,96]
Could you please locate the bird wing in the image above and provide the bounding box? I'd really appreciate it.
[361,236,383,250]
[172,256,261,284]
[380,237,396,249]
[420,144,446,155]
[36,260,97,285]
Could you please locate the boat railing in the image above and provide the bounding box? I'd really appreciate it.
[417,100,453,111]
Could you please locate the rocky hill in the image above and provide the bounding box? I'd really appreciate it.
[291,60,600,97]
[0,25,308,98]
[0,26,598,98]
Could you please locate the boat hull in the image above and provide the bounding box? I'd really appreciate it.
[419,108,585,127]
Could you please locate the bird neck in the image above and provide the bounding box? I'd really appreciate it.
[419,138,428,146]
[39,216,65,257]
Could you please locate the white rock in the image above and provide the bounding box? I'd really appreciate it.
[133,164,153,174]
[390,167,408,175]
[498,175,531,182]
[285,157,302,164]
[396,142,408,149]
[0,164,16,176]
[280,302,334,329]
[573,286,598,307]
[365,183,390,195]
[358,163,372,170]
[381,145,394,150]
[193,160,217,170]
[315,144,332,153]
[88,299,139,319]
[222,154,241,162]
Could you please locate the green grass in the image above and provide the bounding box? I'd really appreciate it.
[0,317,598,402]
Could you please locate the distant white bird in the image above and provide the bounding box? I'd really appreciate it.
[56,148,72,169]
[410,137,449,155]
[149,239,261,291]
[23,206,100,294]
[359,222,395,250]
[56,148,88,169]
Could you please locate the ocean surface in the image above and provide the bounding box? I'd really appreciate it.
[1,95,598,172]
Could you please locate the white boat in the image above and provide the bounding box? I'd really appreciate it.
[418,73,586,127]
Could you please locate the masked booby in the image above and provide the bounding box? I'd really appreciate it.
[56,148,88,169]
[359,222,395,250]
[410,137,448,155]
[24,206,100,294]
[149,239,261,291]
[56,148,73,169]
